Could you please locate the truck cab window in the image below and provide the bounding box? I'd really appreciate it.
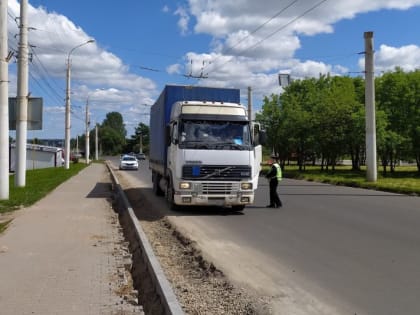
[180,120,251,149]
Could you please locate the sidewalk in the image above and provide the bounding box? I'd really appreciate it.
[0,163,142,315]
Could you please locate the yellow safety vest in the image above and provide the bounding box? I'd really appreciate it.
[273,163,282,180]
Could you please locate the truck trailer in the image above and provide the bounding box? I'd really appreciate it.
[149,85,264,211]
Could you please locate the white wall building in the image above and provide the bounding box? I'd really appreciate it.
[10,143,64,171]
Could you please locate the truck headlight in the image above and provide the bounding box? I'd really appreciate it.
[241,182,252,190]
[179,182,191,189]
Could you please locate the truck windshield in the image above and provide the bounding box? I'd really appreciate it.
[179,120,251,150]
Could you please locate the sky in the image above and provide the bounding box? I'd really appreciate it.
[6,0,420,141]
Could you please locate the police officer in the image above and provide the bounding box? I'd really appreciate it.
[265,156,283,208]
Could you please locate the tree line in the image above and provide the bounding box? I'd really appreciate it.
[75,112,150,158]
[256,68,420,173]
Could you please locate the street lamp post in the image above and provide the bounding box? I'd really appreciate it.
[85,95,90,164]
[64,39,94,169]
[85,88,104,163]
[95,123,99,160]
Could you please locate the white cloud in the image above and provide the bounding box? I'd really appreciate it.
[7,0,420,138]
[44,106,65,114]
[174,6,190,35]
[167,64,182,75]
[188,0,420,37]
[290,60,333,79]
[185,0,420,59]
[357,44,420,73]
[374,44,420,72]
[7,0,158,138]
[175,0,420,103]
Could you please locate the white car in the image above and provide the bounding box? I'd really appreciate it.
[119,155,139,170]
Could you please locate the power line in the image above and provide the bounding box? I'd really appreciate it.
[167,1,300,84]
[7,8,63,106]
[8,8,65,108]
[199,1,299,79]
[249,0,329,51]
[206,0,329,78]
[208,0,298,68]
[7,9,19,27]
[7,10,19,58]
[70,110,84,123]
[29,46,64,102]
[28,71,62,105]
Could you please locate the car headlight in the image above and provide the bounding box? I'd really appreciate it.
[179,182,191,189]
[241,182,252,190]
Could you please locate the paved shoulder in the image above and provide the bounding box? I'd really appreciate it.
[0,163,143,314]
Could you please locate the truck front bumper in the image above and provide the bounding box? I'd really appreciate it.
[174,193,254,206]
[173,181,254,206]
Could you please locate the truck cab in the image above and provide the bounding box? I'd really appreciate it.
[163,101,262,210]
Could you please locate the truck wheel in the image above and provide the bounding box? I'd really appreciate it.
[167,177,181,211]
[232,205,245,212]
[152,172,164,196]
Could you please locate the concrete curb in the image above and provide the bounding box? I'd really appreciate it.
[106,161,185,315]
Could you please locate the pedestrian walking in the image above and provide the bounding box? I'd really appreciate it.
[265,156,283,208]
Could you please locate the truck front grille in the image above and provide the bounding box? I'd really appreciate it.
[183,165,251,180]
[201,182,240,195]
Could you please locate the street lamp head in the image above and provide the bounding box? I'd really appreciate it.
[68,39,95,59]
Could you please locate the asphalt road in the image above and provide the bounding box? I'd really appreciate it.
[111,157,420,315]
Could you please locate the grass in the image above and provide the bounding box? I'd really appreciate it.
[265,164,420,196]
[0,220,12,234]
[0,163,87,215]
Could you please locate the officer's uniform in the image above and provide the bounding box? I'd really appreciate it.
[265,160,283,208]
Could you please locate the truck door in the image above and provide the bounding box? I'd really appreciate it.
[167,121,178,177]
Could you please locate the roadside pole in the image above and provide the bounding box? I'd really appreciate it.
[364,31,377,182]
[247,86,252,122]
[85,97,90,164]
[95,124,98,160]
[15,0,29,187]
[0,0,9,199]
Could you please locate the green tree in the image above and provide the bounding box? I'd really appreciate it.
[376,68,419,172]
[346,77,366,170]
[280,78,318,170]
[256,94,285,163]
[310,76,355,170]
[126,122,150,154]
[99,112,126,155]
[257,69,420,174]
[406,70,420,171]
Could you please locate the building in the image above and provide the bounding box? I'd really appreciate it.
[9,143,64,172]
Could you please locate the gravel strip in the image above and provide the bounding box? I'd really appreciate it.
[118,174,272,315]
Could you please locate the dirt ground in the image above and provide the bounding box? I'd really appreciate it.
[118,175,272,315]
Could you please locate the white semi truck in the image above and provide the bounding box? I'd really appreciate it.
[149,85,265,211]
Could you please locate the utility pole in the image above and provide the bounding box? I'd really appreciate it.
[64,39,95,169]
[0,0,9,199]
[364,31,377,182]
[95,123,98,160]
[15,0,29,187]
[85,97,90,164]
[64,52,71,169]
[139,133,143,153]
[247,86,252,122]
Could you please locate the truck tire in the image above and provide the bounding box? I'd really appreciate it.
[167,176,181,211]
[152,172,164,196]
[232,205,245,212]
